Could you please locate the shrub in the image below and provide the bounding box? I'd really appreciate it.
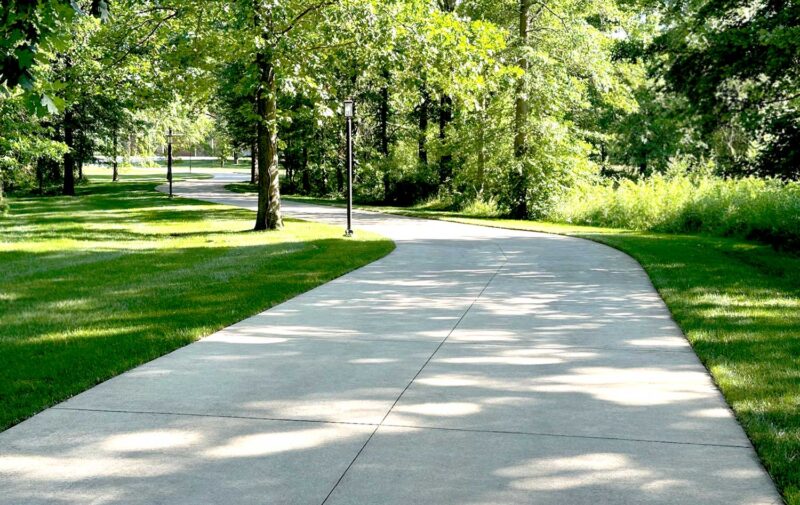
[551,172,800,250]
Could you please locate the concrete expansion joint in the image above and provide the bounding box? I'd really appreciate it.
[51,406,753,450]
[320,254,510,505]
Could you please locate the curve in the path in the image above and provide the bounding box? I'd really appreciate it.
[0,175,781,505]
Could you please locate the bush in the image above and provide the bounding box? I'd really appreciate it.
[551,172,800,250]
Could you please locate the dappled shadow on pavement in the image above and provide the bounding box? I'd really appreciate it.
[0,177,782,505]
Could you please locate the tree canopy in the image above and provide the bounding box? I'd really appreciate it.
[1,0,797,222]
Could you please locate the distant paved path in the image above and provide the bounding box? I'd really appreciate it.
[0,175,781,504]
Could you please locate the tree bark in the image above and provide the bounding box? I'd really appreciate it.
[438,93,453,184]
[510,0,531,219]
[254,48,282,231]
[63,108,76,196]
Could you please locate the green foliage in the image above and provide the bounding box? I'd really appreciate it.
[551,170,800,250]
[654,0,800,178]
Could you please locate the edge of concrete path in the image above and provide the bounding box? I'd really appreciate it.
[164,177,783,503]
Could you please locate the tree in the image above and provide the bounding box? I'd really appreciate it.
[653,0,800,178]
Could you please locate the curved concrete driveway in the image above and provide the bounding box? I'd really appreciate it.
[0,176,781,504]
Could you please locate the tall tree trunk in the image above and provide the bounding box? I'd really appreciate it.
[233,150,239,165]
[418,84,429,167]
[250,139,257,184]
[63,108,76,196]
[254,48,283,231]
[438,93,453,184]
[510,0,531,219]
[112,127,119,182]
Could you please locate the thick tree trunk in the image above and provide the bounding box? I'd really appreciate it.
[234,150,239,165]
[510,0,531,219]
[418,84,429,167]
[254,49,282,231]
[250,139,257,184]
[63,108,76,196]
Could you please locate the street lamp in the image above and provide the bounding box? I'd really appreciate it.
[344,98,355,237]
[165,128,183,198]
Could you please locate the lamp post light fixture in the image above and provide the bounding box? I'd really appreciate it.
[344,98,355,237]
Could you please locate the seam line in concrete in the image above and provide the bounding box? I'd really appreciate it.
[319,245,509,505]
[51,407,379,427]
[51,406,752,450]
[209,333,695,355]
[378,423,752,450]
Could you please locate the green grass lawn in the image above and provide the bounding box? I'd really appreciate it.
[228,183,800,504]
[0,179,394,431]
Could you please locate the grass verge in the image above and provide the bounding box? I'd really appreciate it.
[227,184,800,504]
[0,179,394,431]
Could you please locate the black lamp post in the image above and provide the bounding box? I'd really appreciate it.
[344,98,355,237]
[165,128,182,198]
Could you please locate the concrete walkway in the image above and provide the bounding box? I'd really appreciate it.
[0,176,781,504]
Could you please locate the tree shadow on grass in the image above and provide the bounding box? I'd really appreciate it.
[0,179,394,431]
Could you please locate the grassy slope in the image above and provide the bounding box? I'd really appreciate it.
[229,186,800,504]
[0,180,394,431]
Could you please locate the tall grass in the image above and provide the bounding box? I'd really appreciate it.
[550,173,800,249]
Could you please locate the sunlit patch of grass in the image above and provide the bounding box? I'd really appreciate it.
[0,180,394,431]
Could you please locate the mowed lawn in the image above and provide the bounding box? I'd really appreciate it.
[0,180,394,431]
[233,187,800,504]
